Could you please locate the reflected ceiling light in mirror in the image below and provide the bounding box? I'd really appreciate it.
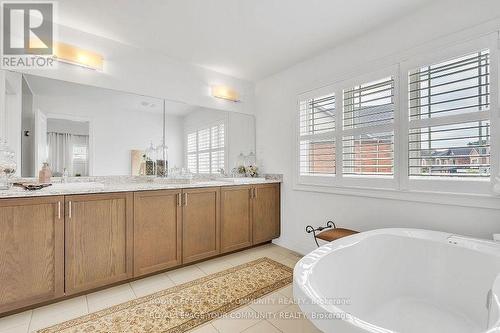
[53,42,103,71]
[211,85,240,102]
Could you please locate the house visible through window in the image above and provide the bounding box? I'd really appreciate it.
[408,50,490,178]
[187,123,225,174]
[343,77,395,177]
[298,75,396,184]
[299,93,336,177]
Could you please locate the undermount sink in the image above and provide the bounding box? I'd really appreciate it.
[51,182,105,190]
[216,177,267,184]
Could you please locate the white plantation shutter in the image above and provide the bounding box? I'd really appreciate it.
[186,122,226,174]
[408,50,491,178]
[187,132,197,172]
[298,93,336,177]
[211,124,225,172]
[342,77,395,176]
[198,128,210,173]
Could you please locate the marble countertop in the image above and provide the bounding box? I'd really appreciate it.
[0,175,282,199]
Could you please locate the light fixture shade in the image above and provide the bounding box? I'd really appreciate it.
[211,85,240,102]
[53,42,103,70]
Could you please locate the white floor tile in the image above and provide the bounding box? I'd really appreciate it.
[224,251,261,266]
[268,304,321,333]
[130,273,175,298]
[243,320,281,333]
[212,306,261,333]
[0,310,31,333]
[245,248,287,263]
[278,285,294,300]
[188,323,219,333]
[268,245,297,257]
[166,265,207,285]
[29,296,87,332]
[0,325,30,333]
[249,291,290,315]
[281,257,299,268]
[86,284,135,313]
[196,257,233,275]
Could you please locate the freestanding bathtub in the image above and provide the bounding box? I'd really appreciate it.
[294,229,500,333]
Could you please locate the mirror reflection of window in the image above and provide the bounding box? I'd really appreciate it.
[46,119,90,177]
[186,122,225,174]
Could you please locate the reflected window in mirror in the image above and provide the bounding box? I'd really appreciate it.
[186,122,225,174]
[46,119,90,177]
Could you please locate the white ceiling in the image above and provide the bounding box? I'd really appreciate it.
[24,74,195,116]
[55,0,436,81]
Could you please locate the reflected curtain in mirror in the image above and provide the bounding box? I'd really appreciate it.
[47,132,89,176]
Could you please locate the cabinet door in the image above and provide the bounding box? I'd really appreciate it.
[252,183,280,244]
[220,186,252,253]
[65,193,133,294]
[0,196,64,313]
[134,190,182,277]
[182,187,220,263]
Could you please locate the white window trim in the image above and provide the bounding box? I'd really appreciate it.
[293,33,500,206]
[185,120,227,175]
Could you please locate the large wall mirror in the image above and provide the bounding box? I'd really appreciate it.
[0,71,255,178]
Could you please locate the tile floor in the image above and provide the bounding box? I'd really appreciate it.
[0,244,321,333]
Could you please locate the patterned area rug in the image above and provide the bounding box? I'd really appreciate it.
[38,257,293,333]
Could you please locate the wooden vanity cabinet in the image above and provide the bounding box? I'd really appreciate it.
[182,187,220,263]
[64,193,133,295]
[0,182,280,315]
[220,186,253,253]
[0,196,64,313]
[252,183,280,245]
[133,190,182,277]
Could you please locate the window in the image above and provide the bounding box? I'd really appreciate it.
[297,73,396,187]
[72,145,88,161]
[298,92,336,178]
[186,123,225,174]
[408,50,490,179]
[296,36,497,197]
[343,77,395,177]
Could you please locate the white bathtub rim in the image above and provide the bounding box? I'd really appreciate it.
[294,228,500,333]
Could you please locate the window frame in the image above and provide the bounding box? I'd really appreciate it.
[185,120,227,175]
[294,34,499,197]
[399,34,498,195]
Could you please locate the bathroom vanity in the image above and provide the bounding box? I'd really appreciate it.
[0,179,280,315]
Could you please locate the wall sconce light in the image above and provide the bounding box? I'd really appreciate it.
[211,85,240,102]
[53,42,103,71]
